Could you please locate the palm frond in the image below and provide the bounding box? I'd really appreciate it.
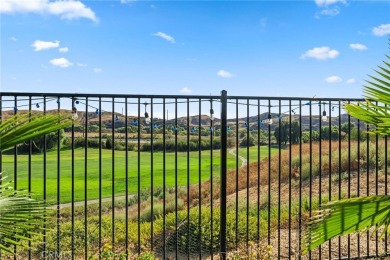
[344,51,390,136]
[0,113,73,152]
[303,195,390,253]
[0,113,72,253]
[304,40,390,254]
[0,173,49,253]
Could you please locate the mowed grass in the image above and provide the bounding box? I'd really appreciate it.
[1,146,274,204]
[237,146,276,163]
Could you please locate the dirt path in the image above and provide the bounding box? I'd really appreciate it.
[229,147,247,167]
[50,194,136,209]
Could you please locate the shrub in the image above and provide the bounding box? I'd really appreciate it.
[239,135,255,147]
[137,251,157,260]
[17,129,65,153]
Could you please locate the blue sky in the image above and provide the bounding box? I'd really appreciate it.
[1,0,389,98]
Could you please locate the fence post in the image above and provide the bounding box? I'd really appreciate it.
[220,90,227,259]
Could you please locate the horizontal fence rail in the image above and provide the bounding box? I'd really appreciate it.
[0,91,389,259]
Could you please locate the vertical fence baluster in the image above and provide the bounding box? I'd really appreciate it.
[375,102,379,257]
[257,99,261,250]
[220,90,227,259]
[99,97,102,259]
[28,96,32,260]
[0,95,2,260]
[278,100,281,259]
[13,96,17,259]
[328,100,332,260]
[235,98,239,250]
[150,98,154,252]
[309,100,312,260]
[319,102,323,260]
[366,122,370,257]
[43,96,47,259]
[198,98,202,260]
[210,98,214,259]
[125,98,129,259]
[246,99,250,250]
[186,98,191,258]
[267,99,271,246]
[348,101,351,259]
[162,98,167,259]
[385,103,388,255]
[84,98,89,259]
[357,105,361,259]
[111,98,115,249]
[386,109,389,254]
[57,96,61,259]
[288,100,292,260]
[71,97,75,260]
[298,100,302,260]
[174,98,178,259]
[338,100,342,258]
[137,98,141,255]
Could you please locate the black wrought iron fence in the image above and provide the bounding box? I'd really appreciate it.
[0,91,389,259]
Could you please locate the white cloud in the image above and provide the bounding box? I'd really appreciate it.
[180,87,192,94]
[1,0,97,22]
[153,32,175,43]
[372,24,390,37]
[349,43,367,51]
[314,0,345,17]
[58,47,69,53]
[217,70,234,78]
[93,68,102,73]
[76,63,87,67]
[121,0,136,3]
[49,58,73,68]
[32,40,59,51]
[10,36,17,41]
[319,7,340,16]
[300,46,339,60]
[314,0,346,7]
[346,78,356,84]
[325,75,342,83]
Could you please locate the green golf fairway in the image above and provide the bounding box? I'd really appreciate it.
[1,146,275,203]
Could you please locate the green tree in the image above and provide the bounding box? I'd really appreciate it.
[321,126,339,140]
[274,121,300,145]
[339,122,356,136]
[301,131,310,143]
[304,44,390,253]
[349,127,367,141]
[290,121,300,143]
[274,121,289,144]
[17,129,65,153]
[0,113,72,253]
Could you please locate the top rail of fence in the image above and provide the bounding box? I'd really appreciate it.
[0,91,365,102]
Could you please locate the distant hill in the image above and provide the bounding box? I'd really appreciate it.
[1,109,363,131]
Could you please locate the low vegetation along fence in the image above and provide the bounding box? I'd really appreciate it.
[0,91,389,259]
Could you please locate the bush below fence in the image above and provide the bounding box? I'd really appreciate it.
[25,207,264,259]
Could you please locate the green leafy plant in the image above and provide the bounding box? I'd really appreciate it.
[304,42,390,253]
[0,113,72,253]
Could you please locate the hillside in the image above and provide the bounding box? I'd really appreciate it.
[2,109,361,131]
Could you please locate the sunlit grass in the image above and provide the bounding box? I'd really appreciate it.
[2,146,274,204]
